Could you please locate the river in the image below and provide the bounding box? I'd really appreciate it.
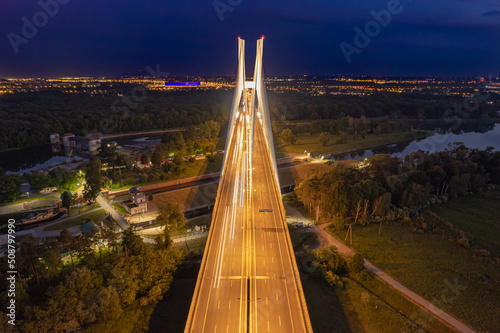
[333,123,500,161]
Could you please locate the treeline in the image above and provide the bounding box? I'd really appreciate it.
[295,144,500,229]
[0,226,184,332]
[0,90,231,151]
[2,89,497,152]
[153,120,221,166]
[268,91,498,121]
[273,115,417,146]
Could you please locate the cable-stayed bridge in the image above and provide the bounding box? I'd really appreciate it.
[184,37,313,333]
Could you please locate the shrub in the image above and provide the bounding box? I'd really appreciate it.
[325,270,344,288]
[348,253,365,274]
[356,268,374,281]
[458,238,470,249]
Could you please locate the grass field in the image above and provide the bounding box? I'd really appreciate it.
[150,182,218,211]
[280,130,432,156]
[302,276,456,333]
[288,228,454,333]
[433,195,500,257]
[44,209,107,231]
[278,154,390,186]
[112,202,129,215]
[278,162,334,186]
[68,203,99,216]
[327,223,500,332]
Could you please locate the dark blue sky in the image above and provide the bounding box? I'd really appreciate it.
[0,0,499,77]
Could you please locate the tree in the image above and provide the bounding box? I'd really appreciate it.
[101,219,118,253]
[25,171,50,195]
[309,246,346,274]
[84,157,102,202]
[348,253,365,274]
[156,203,185,246]
[61,191,73,215]
[58,229,76,266]
[161,131,185,152]
[272,120,285,135]
[154,234,171,251]
[279,128,297,145]
[152,144,166,168]
[121,228,148,256]
[200,120,220,141]
[18,235,42,286]
[40,248,63,281]
[319,132,332,146]
[0,174,22,201]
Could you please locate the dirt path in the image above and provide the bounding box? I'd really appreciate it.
[315,222,476,333]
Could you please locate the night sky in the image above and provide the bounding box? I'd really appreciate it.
[0,0,499,78]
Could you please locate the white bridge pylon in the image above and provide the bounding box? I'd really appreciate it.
[222,37,280,191]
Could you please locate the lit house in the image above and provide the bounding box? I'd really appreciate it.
[123,187,148,215]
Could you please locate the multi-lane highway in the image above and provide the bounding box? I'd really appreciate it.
[185,37,312,333]
[186,111,250,333]
[248,120,312,333]
[185,111,312,332]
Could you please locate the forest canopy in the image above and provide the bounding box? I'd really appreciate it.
[0,89,497,152]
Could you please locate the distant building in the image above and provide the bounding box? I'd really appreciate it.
[49,133,60,145]
[123,187,148,215]
[62,133,75,147]
[86,134,101,154]
[51,133,102,156]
